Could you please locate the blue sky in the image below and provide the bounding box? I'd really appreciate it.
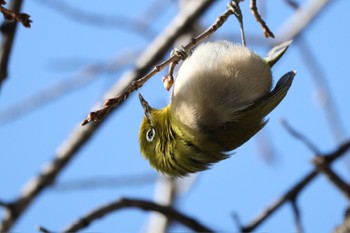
[1,0,350,232]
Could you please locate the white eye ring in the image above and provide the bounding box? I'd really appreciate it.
[146,128,155,142]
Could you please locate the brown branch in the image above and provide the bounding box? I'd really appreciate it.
[81,0,242,126]
[284,0,300,9]
[81,0,240,125]
[290,198,304,233]
[37,225,52,233]
[250,0,274,38]
[281,119,321,155]
[0,1,215,231]
[0,0,23,89]
[313,156,350,201]
[241,140,350,232]
[0,51,138,125]
[0,1,31,27]
[61,197,213,232]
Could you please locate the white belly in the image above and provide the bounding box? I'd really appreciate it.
[171,41,272,130]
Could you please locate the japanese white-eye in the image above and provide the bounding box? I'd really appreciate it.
[139,40,295,177]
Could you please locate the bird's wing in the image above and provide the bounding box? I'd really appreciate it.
[205,71,296,151]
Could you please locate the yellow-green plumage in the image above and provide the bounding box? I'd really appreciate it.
[139,40,295,177]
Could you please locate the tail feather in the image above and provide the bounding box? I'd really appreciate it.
[265,40,293,67]
[246,71,296,118]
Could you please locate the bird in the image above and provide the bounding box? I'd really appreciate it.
[138,40,296,177]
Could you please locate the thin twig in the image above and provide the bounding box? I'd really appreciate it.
[250,0,274,38]
[241,140,350,232]
[232,212,243,231]
[81,0,242,126]
[0,1,31,27]
[284,0,300,9]
[61,197,213,232]
[162,47,186,91]
[0,1,215,231]
[228,0,246,46]
[0,52,138,125]
[290,198,304,233]
[281,119,321,155]
[37,225,53,233]
[313,156,350,201]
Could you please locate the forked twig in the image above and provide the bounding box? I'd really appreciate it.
[313,156,350,201]
[81,0,245,126]
[0,2,215,231]
[241,140,350,232]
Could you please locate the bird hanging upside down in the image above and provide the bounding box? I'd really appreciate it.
[138,40,296,177]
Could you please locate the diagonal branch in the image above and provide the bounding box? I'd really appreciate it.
[0,1,215,231]
[0,4,31,27]
[313,156,350,201]
[281,119,321,155]
[81,0,243,126]
[61,197,213,232]
[241,140,350,232]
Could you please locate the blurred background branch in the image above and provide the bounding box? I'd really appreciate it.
[0,0,215,231]
[0,0,349,232]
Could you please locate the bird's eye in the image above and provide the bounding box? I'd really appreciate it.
[146,128,155,142]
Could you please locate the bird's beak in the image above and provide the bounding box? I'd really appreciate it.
[138,93,152,123]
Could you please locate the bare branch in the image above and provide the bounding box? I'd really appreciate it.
[0,0,24,89]
[0,1,31,27]
[281,119,321,155]
[250,0,274,38]
[37,225,53,233]
[241,140,350,232]
[146,176,177,233]
[290,198,304,233]
[313,156,350,201]
[231,212,243,231]
[0,52,138,125]
[334,207,350,233]
[284,0,300,9]
[61,197,213,232]
[0,1,215,231]
[82,0,240,125]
